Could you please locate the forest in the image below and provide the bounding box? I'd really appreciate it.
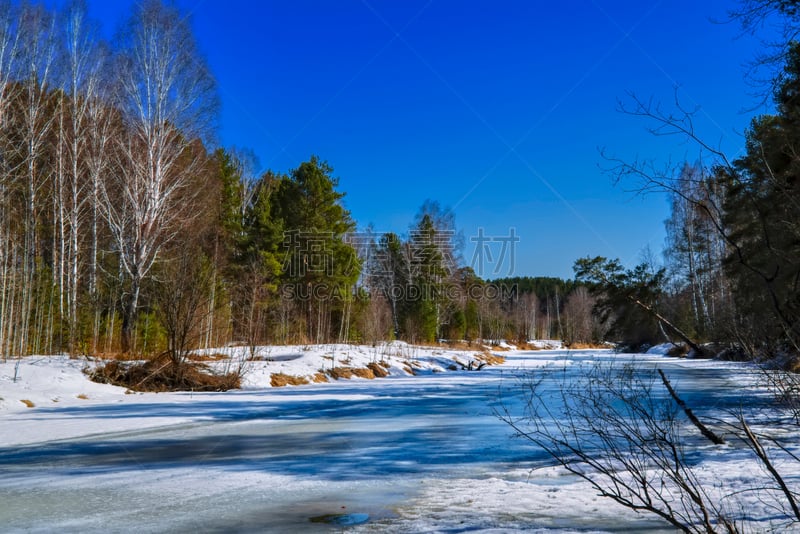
[0,0,798,372]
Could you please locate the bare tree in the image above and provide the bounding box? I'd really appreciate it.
[517,291,538,341]
[727,1,800,101]
[501,362,736,533]
[83,43,117,352]
[360,292,392,346]
[0,0,20,358]
[14,2,59,355]
[662,163,733,342]
[502,356,800,532]
[154,249,213,382]
[55,0,107,350]
[102,0,217,352]
[562,286,596,344]
[236,258,275,356]
[606,93,800,354]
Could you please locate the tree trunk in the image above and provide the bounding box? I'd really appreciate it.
[631,296,706,356]
[121,277,140,353]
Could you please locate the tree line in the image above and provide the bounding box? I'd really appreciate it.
[0,0,221,357]
[9,0,795,362]
[573,2,800,360]
[0,0,606,359]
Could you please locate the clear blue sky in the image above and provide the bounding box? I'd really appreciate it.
[83,0,771,279]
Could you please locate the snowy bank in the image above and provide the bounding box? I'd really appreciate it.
[0,342,502,417]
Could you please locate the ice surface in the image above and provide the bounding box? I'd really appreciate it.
[0,346,797,532]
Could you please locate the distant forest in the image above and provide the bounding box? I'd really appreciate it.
[0,0,799,363]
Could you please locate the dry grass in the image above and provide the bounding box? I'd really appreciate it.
[367,362,389,377]
[326,367,355,380]
[441,340,477,350]
[312,372,329,383]
[514,341,542,351]
[187,352,228,362]
[270,373,309,387]
[94,352,141,362]
[76,394,89,400]
[565,342,609,350]
[416,340,497,351]
[90,353,241,392]
[350,367,375,379]
[20,399,34,408]
[477,350,506,365]
[321,364,391,381]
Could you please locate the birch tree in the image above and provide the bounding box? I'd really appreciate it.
[103,0,216,352]
[664,163,730,340]
[0,0,20,358]
[56,0,106,349]
[14,3,58,354]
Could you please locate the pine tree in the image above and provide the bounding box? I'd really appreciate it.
[726,42,800,353]
[271,156,359,343]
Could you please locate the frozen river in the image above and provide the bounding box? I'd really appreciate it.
[0,350,773,532]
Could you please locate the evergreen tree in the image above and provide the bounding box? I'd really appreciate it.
[231,167,283,347]
[372,231,409,338]
[574,256,703,352]
[271,156,359,343]
[726,41,800,353]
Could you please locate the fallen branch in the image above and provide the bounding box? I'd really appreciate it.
[658,369,725,445]
[739,416,800,522]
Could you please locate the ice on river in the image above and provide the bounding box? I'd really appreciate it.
[0,345,796,532]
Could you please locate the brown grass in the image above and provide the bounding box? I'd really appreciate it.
[90,354,241,392]
[312,372,329,383]
[187,352,228,362]
[350,367,376,379]
[511,342,539,351]
[20,399,34,408]
[476,350,505,365]
[93,352,141,361]
[565,342,608,350]
[77,394,89,400]
[367,362,389,377]
[270,373,309,387]
[442,340,478,350]
[326,367,355,379]
[402,340,483,351]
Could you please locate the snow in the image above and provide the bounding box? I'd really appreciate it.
[0,342,493,445]
[1,345,799,532]
[528,339,564,349]
[646,342,678,355]
[212,341,492,386]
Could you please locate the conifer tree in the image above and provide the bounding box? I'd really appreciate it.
[271,157,359,343]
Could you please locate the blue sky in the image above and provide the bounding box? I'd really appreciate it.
[85,0,771,278]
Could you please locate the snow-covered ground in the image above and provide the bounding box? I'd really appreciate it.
[1,345,798,532]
